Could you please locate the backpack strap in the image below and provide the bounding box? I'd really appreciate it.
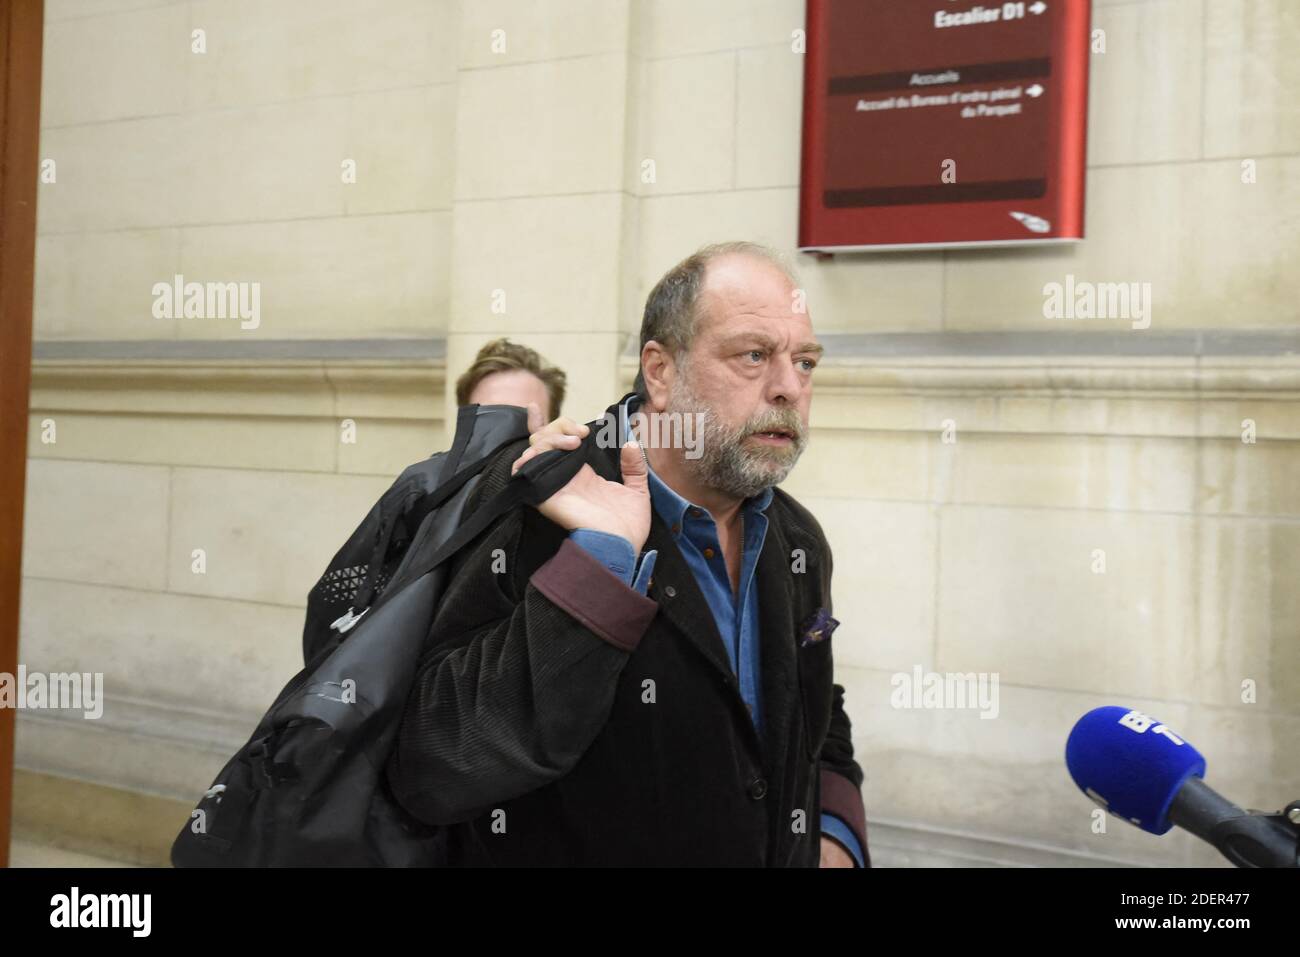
[442,402,478,476]
[362,428,607,623]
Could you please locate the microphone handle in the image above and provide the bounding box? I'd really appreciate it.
[1169,776,1299,868]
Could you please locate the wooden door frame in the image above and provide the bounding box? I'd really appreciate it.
[0,0,45,868]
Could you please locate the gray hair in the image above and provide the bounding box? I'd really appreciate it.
[633,241,800,398]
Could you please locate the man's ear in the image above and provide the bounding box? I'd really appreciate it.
[639,341,674,412]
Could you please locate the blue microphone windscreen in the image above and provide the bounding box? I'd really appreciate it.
[1065,706,1205,835]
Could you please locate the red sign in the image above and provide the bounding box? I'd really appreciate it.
[798,0,1091,251]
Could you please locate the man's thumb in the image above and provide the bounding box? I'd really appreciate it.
[619,441,648,493]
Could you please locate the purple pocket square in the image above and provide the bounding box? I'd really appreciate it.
[799,607,839,647]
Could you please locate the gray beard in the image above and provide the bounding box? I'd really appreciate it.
[667,372,808,500]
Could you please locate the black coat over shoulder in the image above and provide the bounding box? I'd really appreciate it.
[385,400,868,867]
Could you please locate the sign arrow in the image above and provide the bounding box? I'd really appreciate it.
[1029,1,1047,13]
[1026,84,1044,97]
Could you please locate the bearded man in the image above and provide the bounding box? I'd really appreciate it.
[386,241,868,867]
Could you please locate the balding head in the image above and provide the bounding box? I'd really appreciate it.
[634,241,801,397]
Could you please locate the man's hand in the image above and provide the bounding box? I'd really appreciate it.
[536,443,650,552]
[820,836,855,868]
[515,403,589,466]
[511,410,651,553]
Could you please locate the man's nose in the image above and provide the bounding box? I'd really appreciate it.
[765,356,805,405]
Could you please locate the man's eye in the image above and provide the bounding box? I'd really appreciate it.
[798,358,818,372]
[745,350,765,363]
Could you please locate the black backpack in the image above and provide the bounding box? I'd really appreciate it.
[170,400,614,866]
[298,404,521,668]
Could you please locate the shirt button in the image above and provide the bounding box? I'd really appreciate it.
[671,524,681,534]
[703,547,715,559]
[747,777,768,800]
[663,585,676,598]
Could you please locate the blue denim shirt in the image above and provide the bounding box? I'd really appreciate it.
[565,399,863,866]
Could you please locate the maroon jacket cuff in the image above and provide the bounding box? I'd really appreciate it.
[821,769,869,866]
[530,538,658,652]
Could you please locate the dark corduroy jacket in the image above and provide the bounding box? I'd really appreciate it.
[385,405,868,866]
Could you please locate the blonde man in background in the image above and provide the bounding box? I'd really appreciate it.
[456,338,567,426]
